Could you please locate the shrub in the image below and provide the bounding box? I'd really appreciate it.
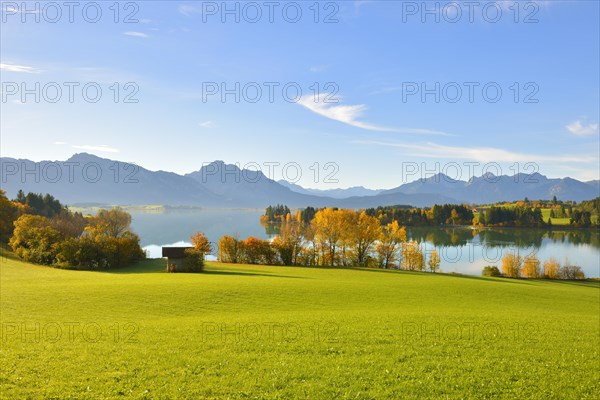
[558,264,585,280]
[482,266,501,277]
[182,248,205,272]
[56,235,145,270]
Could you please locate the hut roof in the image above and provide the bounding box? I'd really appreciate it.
[162,247,193,258]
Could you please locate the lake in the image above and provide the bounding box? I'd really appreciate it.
[127,208,600,278]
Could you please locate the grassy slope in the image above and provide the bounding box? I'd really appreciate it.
[1,256,598,399]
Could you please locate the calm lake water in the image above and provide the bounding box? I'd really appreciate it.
[127,209,600,277]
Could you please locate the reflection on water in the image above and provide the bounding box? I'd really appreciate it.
[128,209,599,277]
[407,227,599,277]
[129,208,266,258]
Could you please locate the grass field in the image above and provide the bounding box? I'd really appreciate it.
[1,255,599,399]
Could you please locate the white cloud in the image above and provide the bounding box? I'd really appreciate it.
[199,121,216,129]
[354,140,597,163]
[178,4,201,16]
[123,31,148,38]
[297,95,449,135]
[566,121,599,136]
[1,4,39,14]
[72,145,119,153]
[53,141,68,145]
[0,63,41,74]
[309,65,329,73]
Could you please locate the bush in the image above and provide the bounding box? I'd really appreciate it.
[56,235,145,270]
[482,266,501,277]
[182,248,205,272]
[558,264,585,280]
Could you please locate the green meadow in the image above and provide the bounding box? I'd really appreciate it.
[1,255,598,399]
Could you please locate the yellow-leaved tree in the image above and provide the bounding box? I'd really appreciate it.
[428,249,441,273]
[375,221,406,269]
[501,253,522,278]
[521,254,541,278]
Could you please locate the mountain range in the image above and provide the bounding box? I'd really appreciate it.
[0,153,598,208]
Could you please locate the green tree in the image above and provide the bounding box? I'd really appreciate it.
[482,266,501,277]
[0,190,22,242]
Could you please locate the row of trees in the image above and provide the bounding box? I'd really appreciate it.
[482,255,586,280]
[480,206,545,227]
[2,189,145,270]
[227,208,443,271]
[364,204,474,226]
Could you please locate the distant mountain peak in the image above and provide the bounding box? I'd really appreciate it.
[421,172,457,183]
[66,152,113,164]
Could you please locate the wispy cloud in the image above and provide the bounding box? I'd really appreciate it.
[354,140,597,163]
[72,145,120,153]
[1,3,39,14]
[53,141,68,145]
[566,120,598,137]
[178,4,201,16]
[123,31,148,38]
[199,121,217,129]
[297,95,449,135]
[0,63,42,74]
[309,65,329,73]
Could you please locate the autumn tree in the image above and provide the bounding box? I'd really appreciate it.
[375,221,406,269]
[0,190,23,242]
[348,211,381,266]
[9,214,63,264]
[428,249,441,273]
[86,208,132,238]
[50,209,87,238]
[218,235,243,263]
[543,258,560,279]
[273,212,304,265]
[178,232,213,273]
[314,208,348,266]
[242,236,265,264]
[521,255,541,278]
[401,241,424,271]
[191,232,213,255]
[501,253,522,278]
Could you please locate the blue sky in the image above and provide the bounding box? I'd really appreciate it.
[1,0,598,189]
